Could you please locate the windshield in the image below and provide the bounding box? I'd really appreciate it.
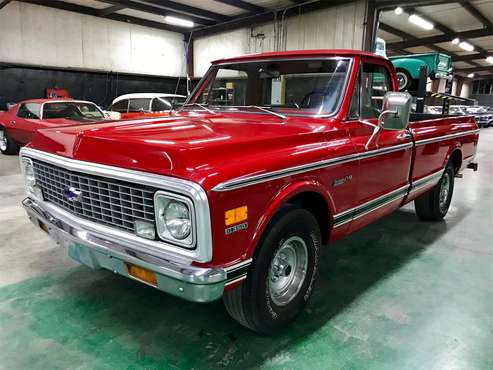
[43,102,104,120]
[186,58,351,117]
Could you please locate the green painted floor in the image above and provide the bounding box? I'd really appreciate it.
[0,130,492,369]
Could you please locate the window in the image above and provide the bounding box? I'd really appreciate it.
[360,63,392,119]
[189,58,351,116]
[151,98,171,111]
[128,98,150,112]
[42,102,104,120]
[110,100,129,113]
[348,72,360,120]
[17,103,41,119]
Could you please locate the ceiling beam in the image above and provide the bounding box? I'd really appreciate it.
[139,0,231,22]
[455,66,493,76]
[452,52,491,63]
[98,0,216,26]
[0,0,12,10]
[461,2,493,29]
[376,0,468,10]
[387,27,493,50]
[190,0,350,39]
[213,0,267,14]
[97,5,125,17]
[18,0,186,34]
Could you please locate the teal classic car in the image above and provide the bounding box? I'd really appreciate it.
[389,53,453,91]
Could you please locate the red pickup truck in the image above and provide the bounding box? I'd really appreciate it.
[20,50,479,334]
[0,99,107,154]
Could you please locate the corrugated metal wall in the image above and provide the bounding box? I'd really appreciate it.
[193,1,367,77]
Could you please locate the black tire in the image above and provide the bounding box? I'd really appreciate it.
[0,126,20,155]
[223,206,321,335]
[414,162,455,221]
[396,69,413,91]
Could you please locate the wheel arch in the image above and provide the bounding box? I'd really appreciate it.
[246,180,335,259]
[445,146,462,174]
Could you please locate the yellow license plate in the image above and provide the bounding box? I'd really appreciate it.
[127,264,157,286]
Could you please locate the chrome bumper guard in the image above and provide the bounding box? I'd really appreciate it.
[23,198,227,302]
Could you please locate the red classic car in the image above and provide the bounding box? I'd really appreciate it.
[0,99,107,154]
[20,50,479,334]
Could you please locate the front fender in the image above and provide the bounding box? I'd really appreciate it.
[245,180,335,259]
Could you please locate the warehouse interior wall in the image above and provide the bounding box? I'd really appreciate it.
[0,2,186,77]
[193,1,367,77]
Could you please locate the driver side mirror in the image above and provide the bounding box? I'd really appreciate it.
[378,91,412,130]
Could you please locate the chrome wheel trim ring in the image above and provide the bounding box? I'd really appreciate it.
[439,172,450,213]
[396,72,408,91]
[0,130,7,152]
[268,236,308,307]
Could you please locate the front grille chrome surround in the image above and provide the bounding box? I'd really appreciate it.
[33,160,156,234]
[20,147,212,263]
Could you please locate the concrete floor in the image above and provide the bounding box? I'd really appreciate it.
[0,130,492,370]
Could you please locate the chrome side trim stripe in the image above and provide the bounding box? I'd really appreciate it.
[333,185,409,228]
[213,142,413,192]
[415,129,479,146]
[409,169,444,193]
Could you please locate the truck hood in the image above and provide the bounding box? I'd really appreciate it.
[28,113,340,190]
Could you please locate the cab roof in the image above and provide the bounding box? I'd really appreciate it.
[212,49,384,64]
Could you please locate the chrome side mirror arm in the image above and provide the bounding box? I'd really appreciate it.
[365,110,397,150]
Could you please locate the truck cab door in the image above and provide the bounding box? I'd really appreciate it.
[9,103,42,145]
[345,59,413,234]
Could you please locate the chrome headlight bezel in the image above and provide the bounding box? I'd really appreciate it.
[20,157,43,200]
[154,190,196,249]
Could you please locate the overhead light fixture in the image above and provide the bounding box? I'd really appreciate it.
[458,41,474,52]
[164,15,194,28]
[467,73,475,78]
[394,7,403,15]
[408,14,434,30]
[486,56,493,64]
[451,38,460,45]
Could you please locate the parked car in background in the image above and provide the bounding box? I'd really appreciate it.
[449,105,468,116]
[20,50,479,334]
[106,93,187,120]
[0,99,108,155]
[389,53,453,91]
[466,106,493,127]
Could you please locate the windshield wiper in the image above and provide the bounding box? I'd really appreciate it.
[247,105,286,120]
[182,103,218,115]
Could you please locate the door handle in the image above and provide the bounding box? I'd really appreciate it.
[10,120,15,125]
[398,132,412,140]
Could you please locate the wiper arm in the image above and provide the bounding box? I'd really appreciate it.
[248,105,286,120]
[182,103,218,115]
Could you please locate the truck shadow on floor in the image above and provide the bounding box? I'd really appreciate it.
[27,205,470,368]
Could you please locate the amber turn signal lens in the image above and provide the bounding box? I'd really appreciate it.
[225,206,248,226]
[127,264,157,286]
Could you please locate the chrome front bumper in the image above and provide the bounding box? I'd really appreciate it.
[22,197,227,302]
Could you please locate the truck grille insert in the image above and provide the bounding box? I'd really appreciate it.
[32,160,156,234]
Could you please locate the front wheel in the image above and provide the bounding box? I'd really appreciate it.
[223,206,321,335]
[414,162,455,221]
[0,126,20,155]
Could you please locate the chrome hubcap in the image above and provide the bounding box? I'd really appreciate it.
[268,236,308,306]
[0,130,7,151]
[397,72,407,90]
[439,172,450,213]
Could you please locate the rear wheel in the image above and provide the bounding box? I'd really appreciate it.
[0,127,19,155]
[396,69,413,91]
[414,162,455,221]
[223,206,321,335]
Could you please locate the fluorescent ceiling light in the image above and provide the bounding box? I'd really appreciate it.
[451,38,460,45]
[467,73,475,78]
[394,7,403,15]
[458,41,474,52]
[408,14,434,30]
[486,56,493,64]
[164,15,194,28]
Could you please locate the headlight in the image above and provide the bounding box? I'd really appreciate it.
[155,191,194,247]
[21,158,43,200]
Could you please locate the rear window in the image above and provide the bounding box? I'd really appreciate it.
[110,100,129,113]
[128,98,151,112]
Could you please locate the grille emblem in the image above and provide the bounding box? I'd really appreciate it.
[63,186,82,202]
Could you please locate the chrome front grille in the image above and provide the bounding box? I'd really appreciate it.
[32,160,156,234]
